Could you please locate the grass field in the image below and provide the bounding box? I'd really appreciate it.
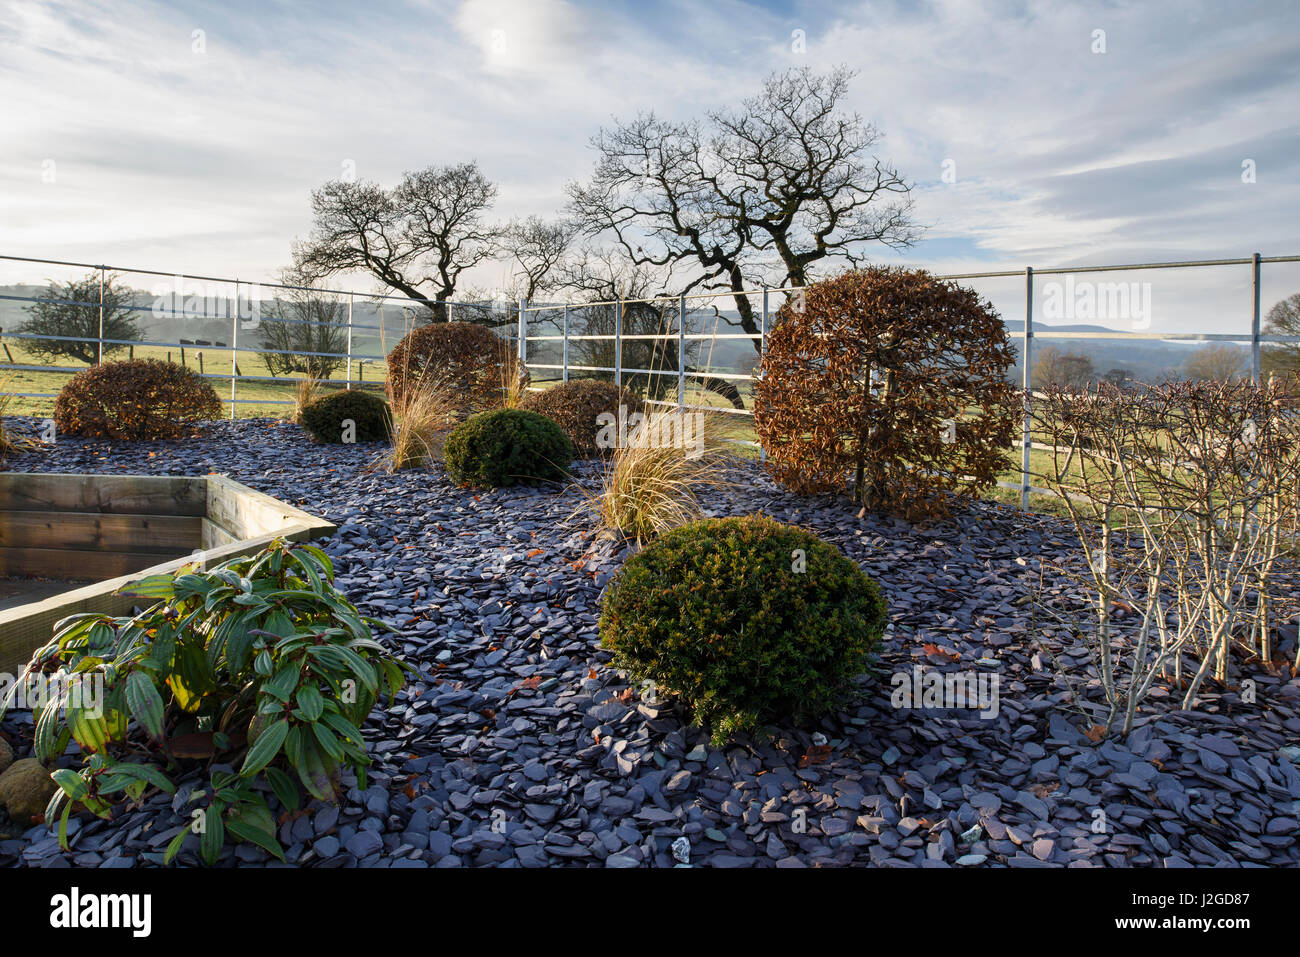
[0,341,388,419]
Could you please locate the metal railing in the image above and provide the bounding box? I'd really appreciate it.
[0,253,511,416]
[5,250,1299,509]
[517,253,1300,508]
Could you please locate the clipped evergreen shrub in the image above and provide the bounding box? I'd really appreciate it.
[598,514,886,743]
[443,409,573,488]
[300,389,392,443]
[521,379,645,457]
[54,359,222,440]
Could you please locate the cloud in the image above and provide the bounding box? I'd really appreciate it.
[0,0,1295,333]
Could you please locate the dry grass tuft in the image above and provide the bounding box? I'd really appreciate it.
[378,374,462,472]
[291,374,324,423]
[0,376,42,459]
[497,341,528,411]
[578,406,745,542]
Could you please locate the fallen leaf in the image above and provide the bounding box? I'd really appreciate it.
[798,744,832,768]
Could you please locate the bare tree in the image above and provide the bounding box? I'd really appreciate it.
[566,66,919,352]
[1183,343,1247,383]
[293,162,502,322]
[1032,345,1094,391]
[17,272,141,365]
[501,216,575,303]
[1263,292,1300,377]
[257,267,348,379]
[552,248,745,408]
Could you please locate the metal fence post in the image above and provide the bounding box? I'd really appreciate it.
[230,279,239,420]
[1021,266,1034,510]
[677,293,686,411]
[97,265,105,364]
[1251,252,1262,385]
[518,298,527,366]
[346,293,354,390]
[759,286,768,463]
[562,304,569,383]
[615,297,623,389]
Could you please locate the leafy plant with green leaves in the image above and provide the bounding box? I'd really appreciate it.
[2,539,413,865]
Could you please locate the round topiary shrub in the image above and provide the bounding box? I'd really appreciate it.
[443,409,573,488]
[54,358,222,440]
[386,321,525,413]
[300,389,392,443]
[598,514,886,743]
[521,379,645,457]
[754,267,1018,520]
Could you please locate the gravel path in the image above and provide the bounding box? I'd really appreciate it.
[2,416,1298,868]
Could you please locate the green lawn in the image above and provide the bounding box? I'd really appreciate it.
[0,342,387,419]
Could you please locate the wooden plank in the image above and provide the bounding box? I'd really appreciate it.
[0,511,202,552]
[201,517,239,549]
[0,545,189,579]
[0,523,322,673]
[0,473,207,515]
[0,476,336,674]
[206,474,333,539]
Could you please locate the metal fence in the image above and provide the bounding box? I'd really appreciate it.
[4,250,1299,509]
[0,253,510,415]
[517,253,1300,507]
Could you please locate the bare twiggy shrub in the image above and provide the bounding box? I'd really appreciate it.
[577,407,741,542]
[1033,376,1300,734]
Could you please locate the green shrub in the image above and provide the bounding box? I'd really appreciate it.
[300,389,392,443]
[54,359,221,440]
[443,409,573,488]
[521,379,645,457]
[2,540,411,865]
[598,514,886,743]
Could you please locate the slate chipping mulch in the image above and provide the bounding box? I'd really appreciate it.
[1,416,1298,869]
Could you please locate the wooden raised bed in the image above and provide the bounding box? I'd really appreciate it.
[0,473,335,674]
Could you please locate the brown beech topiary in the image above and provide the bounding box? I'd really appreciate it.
[385,321,525,414]
[754,267,1017,519]
[521,379,645,457]
[54,358,222,440]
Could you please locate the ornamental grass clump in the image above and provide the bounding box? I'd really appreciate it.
[599,514,887,743]
[379,374,462,471]
[443,408,573,488]
[291,373,324,424]
[582,406,739,542]
[0,540,411,865]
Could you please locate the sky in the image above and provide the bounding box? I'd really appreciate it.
[0,0,1297,333]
